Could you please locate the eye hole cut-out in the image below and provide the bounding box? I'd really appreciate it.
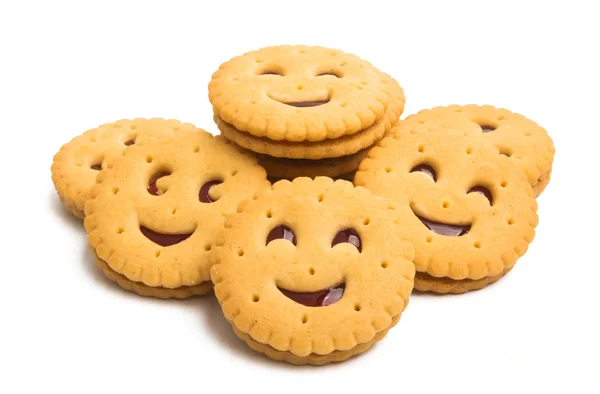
[479,123,497,133]
[316,70,343,78]
[90,163,102,171]
[199,180,223,203]
[124,138,136,146]
[332,228,362,252]
[147,171,171,196]
[410,163,437,182]
[259,68,285,76]
[266,225,297,246]
[468,186,493,205]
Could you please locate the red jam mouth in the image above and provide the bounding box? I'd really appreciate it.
[140,226,193,247]
[411,208,471,237]
[278,283,345,307]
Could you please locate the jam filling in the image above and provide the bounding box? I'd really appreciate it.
[279,283,345,307]
[140,226,193,246]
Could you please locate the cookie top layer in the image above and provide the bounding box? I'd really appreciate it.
[209,45,401,142]
[84,130,269,289]
[51,118,196,218]
[397,105,555,190]
[355,130,538,280]
[211,177,415,357]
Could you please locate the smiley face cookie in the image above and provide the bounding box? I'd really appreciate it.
[355,130,538,294]
[210,45,397,141]
[52,118,197,218]
[209,46,405,160]
[84,130,269,299]
[211,177,415,365]
[397,105,554,196]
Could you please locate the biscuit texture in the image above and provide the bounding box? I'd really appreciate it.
[93,250,213,298]
[396,105,554,196]
[211,177,415,365]
[52,118,197,218]
[257,148,369,179]
[209,45,394,142]
[355,130,538,293]
[84,131,269,297]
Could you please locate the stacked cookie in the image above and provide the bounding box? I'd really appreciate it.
[208,46,406,180]
[51,44,555,366]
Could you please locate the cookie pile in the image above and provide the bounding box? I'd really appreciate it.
[51,45,554,366]
[208,46,406,181]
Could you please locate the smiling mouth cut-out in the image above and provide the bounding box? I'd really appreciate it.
[278,283,345,307]
[268,93,331,108]
[411,209,471,237]
[140,226,194,247]
[281,99,330,108]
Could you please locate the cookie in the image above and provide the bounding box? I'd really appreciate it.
[397,105,554,196]
[355,130,538,294]
[214,70,404,159]
[209,45,392,142]
[84,130,269,299]
[211,177,415,365]
[51,118,197,218]
[257,148,369,179]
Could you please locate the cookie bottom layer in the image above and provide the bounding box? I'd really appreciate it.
[58,195,85,219]
[414,267,512,294]
[257,148,369,179]
[532,169,552,197]
[217,114,391,159]
[93,252,213,299]
[232,314,400,366]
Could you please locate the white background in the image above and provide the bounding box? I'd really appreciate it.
[1,1,599,393]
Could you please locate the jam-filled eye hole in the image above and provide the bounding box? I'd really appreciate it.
[199,180,223,203]
[410,163,437,182]
[332,228,362,252]
[266,225,297,246]
[148,171,171,196]
[479,124,496,133]
[316,70,342,78]
[468,186,493,205]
